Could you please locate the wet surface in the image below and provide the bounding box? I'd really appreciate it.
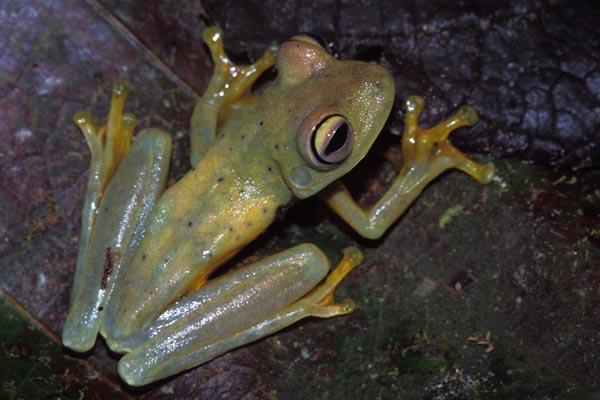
[1,0,598,399]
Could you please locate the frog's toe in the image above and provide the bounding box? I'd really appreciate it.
[73,80,137,191]
[299,247,362,318]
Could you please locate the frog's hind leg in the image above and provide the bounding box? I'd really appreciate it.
[190,27,278,164]
[117,245,362,386]
[63,81,171,352]
[72,80,136,275]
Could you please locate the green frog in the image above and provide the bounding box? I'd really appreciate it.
[62,27,494,386]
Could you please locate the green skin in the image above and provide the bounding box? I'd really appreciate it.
[62,27,494,386]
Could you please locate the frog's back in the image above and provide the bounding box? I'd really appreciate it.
[102,142,292,350]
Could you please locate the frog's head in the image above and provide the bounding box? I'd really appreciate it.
[263,34,395,199]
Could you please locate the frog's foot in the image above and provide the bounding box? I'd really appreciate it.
[399,96,495,185]
[201,26,278,110]
[74,80,137,194]
[295,247,363,318]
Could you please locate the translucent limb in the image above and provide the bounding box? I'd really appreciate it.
[321,97,495,239]
[70,80,136,308]
[190,27,278,164]
[64,81,171,352]
[118,246,363,386]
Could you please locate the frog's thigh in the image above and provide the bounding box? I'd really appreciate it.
[62,129,171,352]
[118,243,346,386]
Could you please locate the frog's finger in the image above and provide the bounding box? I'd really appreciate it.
[424,104,478,143]
[62,129,171,352]
[404,95,426,133]
[201,26,277,108]
[429,146,496,185]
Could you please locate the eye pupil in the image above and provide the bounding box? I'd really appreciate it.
[310,115,354,168]
[324,122,348,155]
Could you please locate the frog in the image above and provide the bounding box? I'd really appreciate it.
[62,27,495,387]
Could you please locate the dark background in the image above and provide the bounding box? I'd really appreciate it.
[1,1,599,399]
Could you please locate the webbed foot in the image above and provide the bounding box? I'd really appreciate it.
[297,247,363,318]
[74,80,137,194]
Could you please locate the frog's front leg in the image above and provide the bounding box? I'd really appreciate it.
[190,26,278,164]
[116,244,362,386]
[320,96,495,239]
[62,82,171,352]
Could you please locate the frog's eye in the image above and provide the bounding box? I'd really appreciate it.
[289,33,339,58]
[297,113,355,170]
[289,33,331,53]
